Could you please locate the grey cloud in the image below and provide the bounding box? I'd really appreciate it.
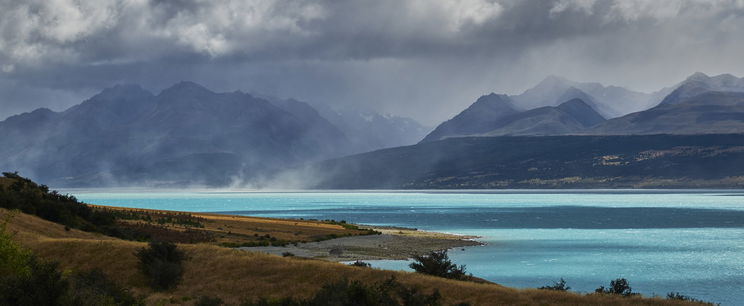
[1,0,744,124]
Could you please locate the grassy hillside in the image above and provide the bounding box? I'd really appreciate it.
[310,134,744,189]
[0,172,374,247]
[2,208,707,306]
[92,205,378,247]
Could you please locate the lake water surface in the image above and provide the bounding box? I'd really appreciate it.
[70,190,744,305]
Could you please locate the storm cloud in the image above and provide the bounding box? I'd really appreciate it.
[2,0,744,124]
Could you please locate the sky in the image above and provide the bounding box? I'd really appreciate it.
[1,0,744,125]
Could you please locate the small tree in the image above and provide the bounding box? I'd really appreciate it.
[595,278,634,296]
[349,260,371,268]
[135,241,186,290]
[409,250,466,280]
[538,278,570,291]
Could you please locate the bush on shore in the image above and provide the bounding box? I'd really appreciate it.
[350,260,372,268]
[594,278,636,296]
[538,278,571,291]
[409,250,467,280]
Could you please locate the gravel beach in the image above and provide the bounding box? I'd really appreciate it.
[241,226,482,261]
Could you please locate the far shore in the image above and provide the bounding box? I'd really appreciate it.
[241,226,483,262]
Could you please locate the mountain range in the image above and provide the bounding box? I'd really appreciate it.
[0,82,426,186]
[2,72,743,188]
[509,75,671,118]
[422,72,744,142]
[421,95,605,142]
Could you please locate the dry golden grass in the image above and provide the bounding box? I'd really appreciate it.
[1,208,113,243]
[2,208,706,306]
[92,205,372,245]
[0,177,15,190]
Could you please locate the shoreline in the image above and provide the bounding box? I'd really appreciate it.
[240,226,483,261]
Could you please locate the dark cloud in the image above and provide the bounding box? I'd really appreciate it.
[1,0,744,124]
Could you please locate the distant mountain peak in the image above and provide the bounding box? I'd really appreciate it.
[109,83,145,91]
[557,97,591,109]
[511,76,669,118]
[538,75,571,86]
[661,72,744,105]
[523,76,573,96]
[466,93,517,115]
[419,93,518,142]
[683,72,742,85]
[556,98,605,127]
[159,81,214,97]
[93,83,152,100]
[473,93,512,105]
[1,107,57,126]
[30,107,55,114]
[560,86,592,98]
[173,80,204,88]
[686,72,710,81]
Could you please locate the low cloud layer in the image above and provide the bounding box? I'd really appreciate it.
[2,0,744,124]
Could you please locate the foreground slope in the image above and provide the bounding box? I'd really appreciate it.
[309,134,744,189]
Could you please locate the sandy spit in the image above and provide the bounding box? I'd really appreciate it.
[240,226,483,262]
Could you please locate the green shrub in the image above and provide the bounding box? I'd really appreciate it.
[538,278,570,291]
[409,250,467,280]
[594,278,635,296]
[0,172,115,232]
[0,257,69,306]
[0,211,32,277]
[135,241,186,290]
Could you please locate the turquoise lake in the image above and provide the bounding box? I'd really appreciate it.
[69,190,744,305]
